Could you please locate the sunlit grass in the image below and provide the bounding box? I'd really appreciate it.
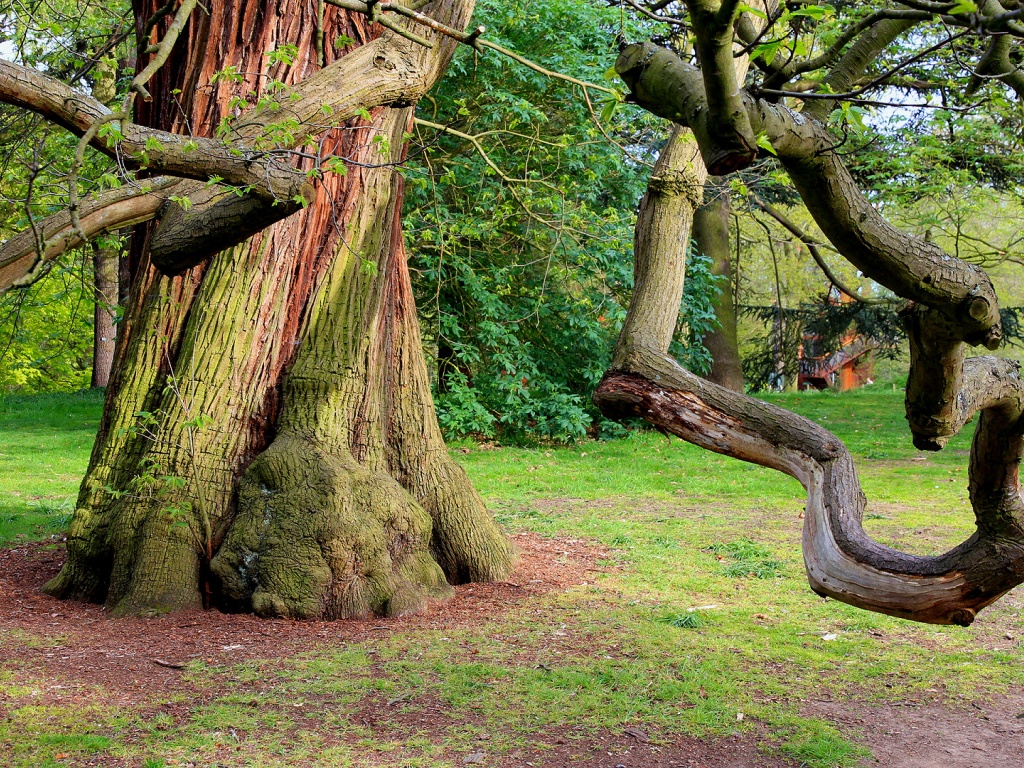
[0,390,103,546]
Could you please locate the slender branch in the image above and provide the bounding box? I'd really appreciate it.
[760,30,969,104]
[751,196,886,304]
[762,10,931,88]
[622,0,689,27]
[132,0,199,101]
[477,40,614,94]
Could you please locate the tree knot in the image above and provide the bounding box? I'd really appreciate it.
[648,170,703,207]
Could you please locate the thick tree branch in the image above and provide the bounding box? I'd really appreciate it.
[604,37,1024,624]
[969,1,1024,97]
[594,354,1024,626]
[616,42,1001,344]
[0,58,311,203]
[0,4,477,276]
[681,0,759,173]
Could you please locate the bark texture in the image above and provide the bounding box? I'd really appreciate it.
[44,0,513,618]
[601,39,1024,624]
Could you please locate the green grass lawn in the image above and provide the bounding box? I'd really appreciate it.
[0,390,104,547]
[1,385,1019,768]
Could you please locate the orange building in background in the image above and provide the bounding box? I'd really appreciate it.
[797,293,875,391]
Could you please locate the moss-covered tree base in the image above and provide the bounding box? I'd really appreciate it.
[212,433,452,619]
[45,101,514,620]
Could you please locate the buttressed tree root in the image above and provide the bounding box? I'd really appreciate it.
[598,37,1024,626]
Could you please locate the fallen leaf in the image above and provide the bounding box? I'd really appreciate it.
[624,727,649,743]
[463,752,486,764]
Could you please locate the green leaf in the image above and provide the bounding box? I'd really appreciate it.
[949,0,978,13]
[737,3,767,19]
[266,44,299,66]
[169,195,193,211]
[789,4,835,20]
[756,133,777,156]
[752,39,785,65]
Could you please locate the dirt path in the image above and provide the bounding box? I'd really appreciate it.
[806,695,1024,768]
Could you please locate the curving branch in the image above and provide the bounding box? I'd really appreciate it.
[617,42,1001,343]
[601,40,1024,625]
[968,34,1024,98]
[0,179,178,292]
[594,350,1024,627]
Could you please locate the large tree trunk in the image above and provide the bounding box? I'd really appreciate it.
[694,181,743,392]
[44,0,513,618]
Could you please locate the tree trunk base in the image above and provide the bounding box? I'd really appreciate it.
[211,433,455,619]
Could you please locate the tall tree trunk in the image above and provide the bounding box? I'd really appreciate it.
[87,50,120,390]
[90,239,119,389]
[694,180,743,392]
[45,0,513,618]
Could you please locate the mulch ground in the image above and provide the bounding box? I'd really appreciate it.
[0,533,804,767]
[0,532,609,700]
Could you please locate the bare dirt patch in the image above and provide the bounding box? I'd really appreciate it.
[343,695,799,767]
[805,694,1024,768]
[0,532,606,703]
[0,533,806,767]
[491,728,799,767]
